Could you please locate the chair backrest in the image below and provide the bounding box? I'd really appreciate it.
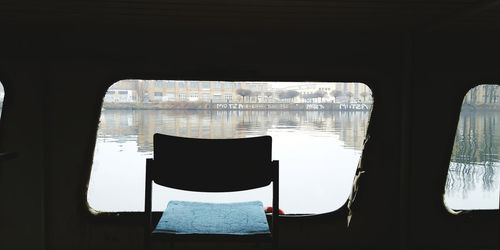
[152,133,273,192]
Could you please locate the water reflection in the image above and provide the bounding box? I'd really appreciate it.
[90,110,370,213]
[98,110,370,152]
[445,111,500,210]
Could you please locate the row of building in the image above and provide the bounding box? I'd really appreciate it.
[104,80,373,103]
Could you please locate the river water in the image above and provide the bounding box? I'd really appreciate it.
[444,111,500,210]
[88,109,499,214]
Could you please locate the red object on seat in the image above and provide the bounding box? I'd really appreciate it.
[265,206,284,215]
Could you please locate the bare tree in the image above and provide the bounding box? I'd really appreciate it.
[264,91,273,102]
[302,93,313,103]
[330,90,343,103]
[287,90,300,102]
[278,90,300,102]
[360,91,369,103]
[236,88,252,103]
[314,90,327,103]
[251,91,261,103]
[345,91,353,103]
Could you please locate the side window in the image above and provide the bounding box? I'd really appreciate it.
[88,80,373,214]
[0,82,4,118]
[444,84,499,210]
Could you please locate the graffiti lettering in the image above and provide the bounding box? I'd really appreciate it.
[216,103,244,109]
[339,104,369,110]
[306,104,325,110]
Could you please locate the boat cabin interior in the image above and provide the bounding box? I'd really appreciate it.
[0,1,499,250]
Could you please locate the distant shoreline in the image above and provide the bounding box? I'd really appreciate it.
[461,103,500,112]
[102,102,374,111]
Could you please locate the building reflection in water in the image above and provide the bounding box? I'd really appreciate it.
[91,109,371,213]
[93,108,499,211]
[98,110,370,153]
[445,111,500,210]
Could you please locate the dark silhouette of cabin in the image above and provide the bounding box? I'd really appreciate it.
[0,1,499,250]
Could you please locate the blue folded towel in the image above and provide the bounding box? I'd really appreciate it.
[154,200,270,235]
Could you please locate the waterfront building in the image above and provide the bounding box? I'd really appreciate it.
[104,80,376,104]
[104,80,272,103]
[280,82,372,103]
[104,80,140,103]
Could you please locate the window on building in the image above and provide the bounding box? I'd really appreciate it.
[214,82,221,89]
[224,82,233,89]
[166,82,175,89]
[202,82,210,89]
[444,84,499,211]
[190,82,199,89]
[212,94,222,101]
[177,81,186,89]
[118,91,128,95]
[165,93,175,101]
[89,80,373,215]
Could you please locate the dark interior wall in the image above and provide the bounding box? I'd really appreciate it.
[0,60,45,250]
[409,33,500,250]
[0,28,498,250]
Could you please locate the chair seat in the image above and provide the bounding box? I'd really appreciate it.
[153,200,270,236]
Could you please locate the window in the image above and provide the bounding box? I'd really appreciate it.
[212,94,222,101]
[177,81,186,89]
[444,84,499,210]
[90,80,373,214]
[224,82,233,89]
[202,82,210,89]
[154,92,163,97]
[0,82,4,118]
[190,82,199,89]
[166,82,175,89]
[164,93,175,101]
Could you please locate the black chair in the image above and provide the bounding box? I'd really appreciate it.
[145,134,279,249]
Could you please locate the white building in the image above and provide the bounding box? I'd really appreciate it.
[279,82,372,103]
[104,89,137,103]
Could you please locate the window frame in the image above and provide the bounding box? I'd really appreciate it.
[443,83,500,213]
[87,79,375,223]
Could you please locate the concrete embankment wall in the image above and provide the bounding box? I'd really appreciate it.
[102,102,373,111]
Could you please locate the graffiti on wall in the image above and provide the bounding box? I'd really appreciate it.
[339,103,369,110]
[305,104,325,110]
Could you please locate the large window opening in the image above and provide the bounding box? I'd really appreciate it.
[88,80,373,214]
[444,84,500,210]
